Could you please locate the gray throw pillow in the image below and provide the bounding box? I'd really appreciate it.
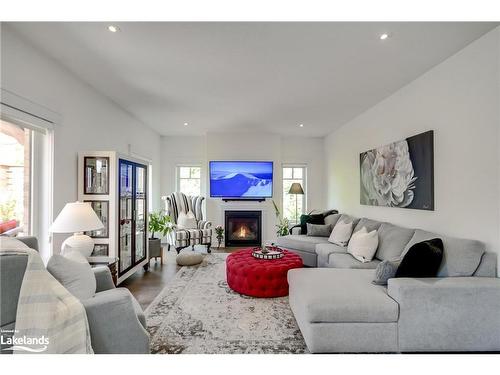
[372,260,400,285]
[47,254,96,300]
[306,223,332,237]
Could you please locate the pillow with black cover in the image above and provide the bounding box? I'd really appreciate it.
[321,209,338,218]
[300,213,324,235]
[395,238,444,278]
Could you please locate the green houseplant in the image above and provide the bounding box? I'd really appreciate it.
[214,225,224,249]
[148,211,173,264]
[272,200,290,237]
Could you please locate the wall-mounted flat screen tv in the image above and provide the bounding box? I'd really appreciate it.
[209,161,273,198]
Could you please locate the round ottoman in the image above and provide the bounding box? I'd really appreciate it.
[176,252,203,266]
[226,249,303,298]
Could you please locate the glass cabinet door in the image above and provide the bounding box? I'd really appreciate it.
[119,161,133,274]
[134,165,147,263]
[118,159,148,276]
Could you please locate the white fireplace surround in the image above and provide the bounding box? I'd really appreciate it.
[218,201,269,247]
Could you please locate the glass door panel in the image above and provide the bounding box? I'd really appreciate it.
[119,161,133,274]
[134,165,147,262]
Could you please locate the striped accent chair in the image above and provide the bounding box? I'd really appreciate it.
[162,193,212,253]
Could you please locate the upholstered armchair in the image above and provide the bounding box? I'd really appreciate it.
[161,193,212,253]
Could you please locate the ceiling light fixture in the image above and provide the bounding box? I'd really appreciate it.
[379,33,390,40]
[184,122,188,126]
[299,124,304,128]
[108,25,120,33]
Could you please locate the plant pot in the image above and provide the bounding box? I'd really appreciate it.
[148,238,162,258]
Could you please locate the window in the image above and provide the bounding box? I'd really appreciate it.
[0,119,32,236]
[1,91,55,260]
[282,165,307,224]
[177,165,201,197]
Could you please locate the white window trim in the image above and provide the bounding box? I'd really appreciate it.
[175,164,203,196]
[2,89,57,260]
[282,163,308,223]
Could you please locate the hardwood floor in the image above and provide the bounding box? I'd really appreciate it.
[121,245,240,309]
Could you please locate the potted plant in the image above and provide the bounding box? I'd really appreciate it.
[215,225,224,249]
[272,200,290,237]
[148,211,172,262]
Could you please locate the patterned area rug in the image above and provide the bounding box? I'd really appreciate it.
[145,253,308,354]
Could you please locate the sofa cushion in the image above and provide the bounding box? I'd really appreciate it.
[339,214,360,229]
[396,238,444,278]
[47,254,96,301]
[275,235,330,254]
[0,254,28,327]
[316,242,347,254]
[353,218,383,234]
[306,223,332,237]
[375,223,415,261]
[287,268,399,323]
[347,227,379,263]
[372,260,400,286]
[328,220,353,247]
[328,253,380,269]
[315,242,348,267]
[403,230,485,277]
[299,214,324,234]
[324,213,342,227]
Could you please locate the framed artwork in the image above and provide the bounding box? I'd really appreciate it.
[91,244,109,257]
[84,156,109,194]
[360,130,434,211]
[84,200,109,238]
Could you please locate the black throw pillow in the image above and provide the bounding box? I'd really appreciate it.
[321,209,338,218]
[395,238,444,278]
[300,214,324,235]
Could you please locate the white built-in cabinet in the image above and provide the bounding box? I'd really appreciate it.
[78,151,149,284]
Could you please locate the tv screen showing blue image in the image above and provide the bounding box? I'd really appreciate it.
[209,161,273,198]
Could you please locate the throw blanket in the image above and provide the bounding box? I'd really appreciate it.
[1,247,93,354]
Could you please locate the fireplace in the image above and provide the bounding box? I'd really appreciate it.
[224,210,262,247]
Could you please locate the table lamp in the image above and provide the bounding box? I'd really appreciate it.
[288,182,304,224]
[50,201,104,257]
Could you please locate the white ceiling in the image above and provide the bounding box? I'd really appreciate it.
[6,22,497,137]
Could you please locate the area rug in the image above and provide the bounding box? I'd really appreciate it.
[145,253,308,354]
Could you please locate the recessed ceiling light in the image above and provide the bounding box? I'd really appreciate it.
[379,33,390,40]
[107,25,120,33]
[299,124,304,128]
[183,122,188,126]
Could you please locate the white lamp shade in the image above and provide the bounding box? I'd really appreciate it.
[50,201,104,233]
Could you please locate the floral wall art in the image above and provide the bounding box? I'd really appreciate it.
[360,130,434,210]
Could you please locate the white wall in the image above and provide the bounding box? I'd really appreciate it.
[160,136,206,197]
[1,26,163,254]
[325,28,500,264]
[159,132,326,243]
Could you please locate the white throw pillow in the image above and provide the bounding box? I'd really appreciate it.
[47,254,96,301]
[348,227,379,263]
[328,220,353,247]
[177,210,197,229]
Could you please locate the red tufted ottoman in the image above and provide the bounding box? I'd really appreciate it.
[226,248,303,298]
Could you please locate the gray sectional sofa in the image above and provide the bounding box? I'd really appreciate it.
[276,213,500,353]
